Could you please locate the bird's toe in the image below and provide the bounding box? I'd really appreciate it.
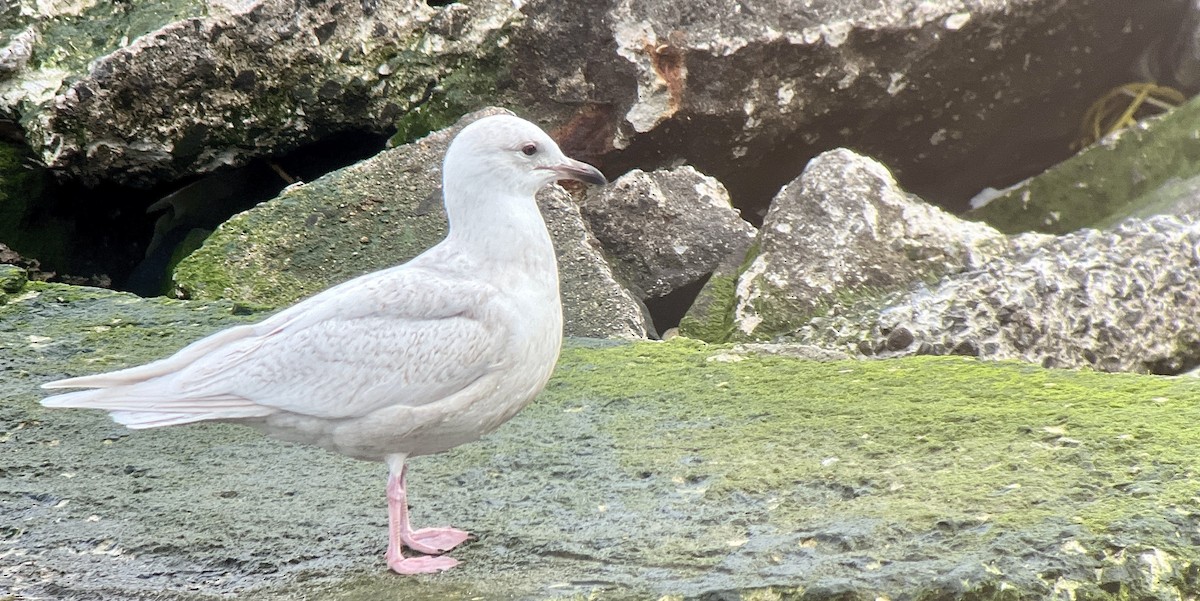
[403,526,472,554]
[388,554,460,575]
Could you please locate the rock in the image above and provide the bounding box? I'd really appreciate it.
[6,280,1200,599]
[799,216,1200,374]
[173,108,651,339]
[512,0,1184,214]
[0,1,212,118]
[0,262,25,303]
[0,242,53,283]
[537,188,652,339]
[721,148,1008,342]
[685,148,1200,374]
[968,93,1200,234]
[0,27,36,78]
[17,0,518,186]
[578,166,755,299]
[0,263,27,293]
[8,0,1184,210]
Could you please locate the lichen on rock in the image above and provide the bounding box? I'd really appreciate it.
[19,0,521,186]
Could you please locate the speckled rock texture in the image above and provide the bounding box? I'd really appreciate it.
[173,108,651,339]
[799,216,1200,374]
[5,279,1200,600]
[538,188,652,339]
[5,0,1184,209]
[968,93,1200,235]
[513,0,1183,214]
[578,166,755,300]
[694,148,1008,342]
[683,148,1200,374]
[14,0,517,186]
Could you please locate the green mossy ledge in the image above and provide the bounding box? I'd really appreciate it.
[967,93,1200,235]
[4,280,1200,600]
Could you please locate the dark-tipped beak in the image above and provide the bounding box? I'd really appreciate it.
[543,158,607,186]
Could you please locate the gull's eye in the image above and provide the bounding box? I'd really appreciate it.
[521,143,538,156]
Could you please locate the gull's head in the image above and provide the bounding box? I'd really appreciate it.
[443,114,607,198]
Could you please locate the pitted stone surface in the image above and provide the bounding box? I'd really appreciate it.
[20,0,518,186]
[579,166,755,299]
[798,216,1200,374]
[731,148,1008,340]
[513,0,1181,214]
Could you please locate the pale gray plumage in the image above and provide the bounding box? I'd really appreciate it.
[40,114,607,574]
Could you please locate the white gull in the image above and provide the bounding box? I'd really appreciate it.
[40,114,607,575]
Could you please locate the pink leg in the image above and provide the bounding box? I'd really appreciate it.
[385,460,469,575]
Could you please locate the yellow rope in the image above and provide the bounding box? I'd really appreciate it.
[1076,82,1186,149]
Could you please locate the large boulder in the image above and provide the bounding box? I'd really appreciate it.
[684,147,1200,374]
[5,278,1200,599]
[800,216,1200,374]
[578,166,755,300]
[4,0,1183,211]
[10,0,519,186]
[513,0,1184,214]
[173,108,651,339]
[682,148,1009,342]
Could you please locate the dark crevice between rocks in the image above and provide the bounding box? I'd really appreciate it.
[2,129,389,297]
[600,0,1188,226]
[644,275,710,335]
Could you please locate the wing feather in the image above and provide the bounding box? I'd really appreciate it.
[40,262,507,426]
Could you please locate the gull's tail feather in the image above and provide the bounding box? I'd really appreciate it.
[43,366,172,390]
[40,384,273,429]
[39,319,277,429]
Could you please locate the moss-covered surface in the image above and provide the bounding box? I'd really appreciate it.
[0,0,206,123]
[679,240,758,343]
[171,148,449,307]
[4,281,1200,600]
[387,37,515,149]
[967,93,1200,235]
[0,140,71,269]
[677,271,738,342]
[27,0,206,74]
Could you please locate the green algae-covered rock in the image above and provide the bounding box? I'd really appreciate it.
[0,0,205,116]
[0,262,26,292]
[5,279,1200,600]
[968,93,1200,234]
[6,0,517,187]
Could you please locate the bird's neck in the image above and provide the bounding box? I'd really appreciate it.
[443,191,556,268]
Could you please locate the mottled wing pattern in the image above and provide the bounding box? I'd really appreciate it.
[42,263,506,423]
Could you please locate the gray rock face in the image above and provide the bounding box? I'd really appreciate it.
[578,166,755,299]
[9,0,1181,206]
[700,147,1200,374]
[173,108,651,339]
[801,216,1200,374]
[22,0,517,186]
[539,189,652,339]
[513,0,1181,213]
[731,148,1008,340]
[0,27,36,78]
